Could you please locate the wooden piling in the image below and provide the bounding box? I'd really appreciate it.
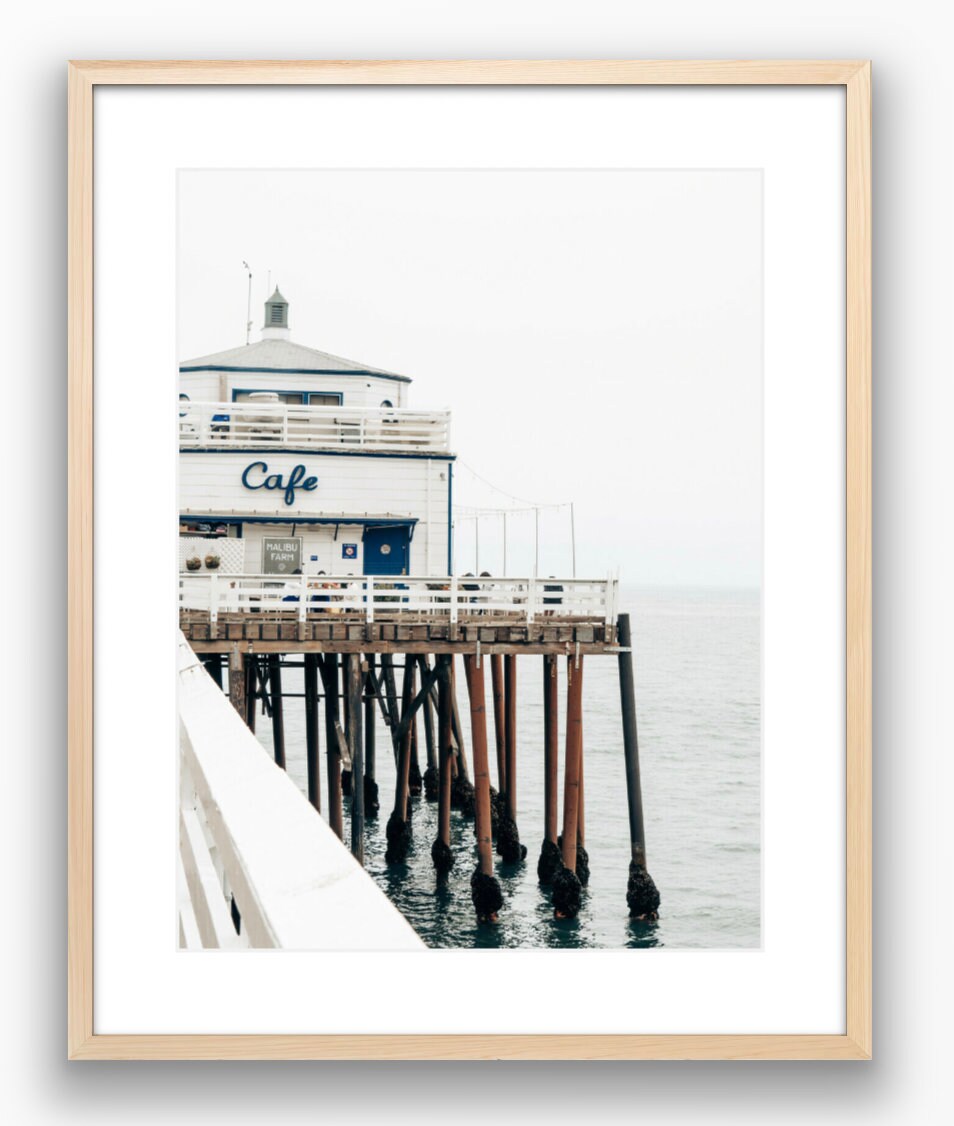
[228,645,246,721]
[321,652,344,840]
[543,653,559,845]
[490,654,506,795]
[463,655,494,878]
[244,655,258,732]
[504,654,518,821]
[417,655,439,802]
[409,702,422,794]
[364,654,377,783]
[417,656,438,773]
[616,613,660,918]
[384,656,416,866]
[267,654,286,770]
[616,613,647,869]
[363,654,380,819]
[393,656,415,823]
[561,655,584,873]
[303,653,321,812]
[381,653,400,763]
[340,657,352,796]
[536,652,564,884]
[346,654,365,864]
[435,654,454,866]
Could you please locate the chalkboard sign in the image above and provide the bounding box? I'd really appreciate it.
[262,537,302,575]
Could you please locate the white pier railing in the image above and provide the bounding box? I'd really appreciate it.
[178,400,451,454]
[178,573,619,625]
[177,633,424,950]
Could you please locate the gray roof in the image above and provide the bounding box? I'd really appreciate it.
[179,337,410,382]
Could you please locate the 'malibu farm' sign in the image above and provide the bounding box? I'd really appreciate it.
[241,461,318,506]
[262,537,302,575]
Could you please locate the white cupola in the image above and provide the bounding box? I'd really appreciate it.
[262,287,290,340]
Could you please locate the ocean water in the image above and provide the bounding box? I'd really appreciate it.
[254,586,761,949]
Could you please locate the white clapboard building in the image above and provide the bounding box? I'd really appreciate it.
[178,288,453,578]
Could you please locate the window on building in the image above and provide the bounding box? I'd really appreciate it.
[380,399,394,409]
[232,390,343,406]
[234,391,304,405]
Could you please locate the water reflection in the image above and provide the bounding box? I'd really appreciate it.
[626,918,662,949]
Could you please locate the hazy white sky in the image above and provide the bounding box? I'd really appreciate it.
[178,169,761,587]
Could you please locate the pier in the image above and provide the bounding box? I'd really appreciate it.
[176,286,659,939]
[178,572,659,927]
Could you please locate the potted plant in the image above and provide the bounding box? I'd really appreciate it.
[185,556,202,572]
[204,553,221,570]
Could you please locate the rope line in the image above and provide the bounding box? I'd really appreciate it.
[456,460,570,510]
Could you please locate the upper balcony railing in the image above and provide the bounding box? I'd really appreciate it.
[178,400,452,454]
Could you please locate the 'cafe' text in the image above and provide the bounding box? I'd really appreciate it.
[240,461,319,506]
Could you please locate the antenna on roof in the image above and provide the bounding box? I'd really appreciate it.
[242,261,253,345]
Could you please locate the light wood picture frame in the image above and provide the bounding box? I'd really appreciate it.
[67,59,871,1061]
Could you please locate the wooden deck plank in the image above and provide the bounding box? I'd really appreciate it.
[180,611,613,655]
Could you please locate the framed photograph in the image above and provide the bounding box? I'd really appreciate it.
[68,60,871,1060]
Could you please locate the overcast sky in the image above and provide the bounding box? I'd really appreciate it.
[178,169,761,587]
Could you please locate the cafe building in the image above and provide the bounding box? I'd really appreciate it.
[178,288,454,578]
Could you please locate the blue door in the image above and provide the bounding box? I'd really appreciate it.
[363,525,410,576]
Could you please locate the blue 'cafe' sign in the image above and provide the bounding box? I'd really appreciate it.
[241,461,318,506]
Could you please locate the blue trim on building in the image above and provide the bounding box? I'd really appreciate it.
[181,515,419,528]
[179,364,411,384]
[182,447,456,463]
[447,460,453,574]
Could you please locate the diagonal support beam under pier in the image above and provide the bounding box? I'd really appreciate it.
[390,662,441,746]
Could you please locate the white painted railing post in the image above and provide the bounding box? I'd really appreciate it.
[450,573,459,626]
[366,574,375,623]
[298,573,307,623]
[208,573,218,623]
[527,576,536,624]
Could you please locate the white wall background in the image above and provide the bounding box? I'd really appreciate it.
[0,1,949,1122]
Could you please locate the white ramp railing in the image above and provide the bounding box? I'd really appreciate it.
[177,633,424,950]
[178,573,618,625]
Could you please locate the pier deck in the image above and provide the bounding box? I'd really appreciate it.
[181,610,618,654]
[177,596,657,924]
